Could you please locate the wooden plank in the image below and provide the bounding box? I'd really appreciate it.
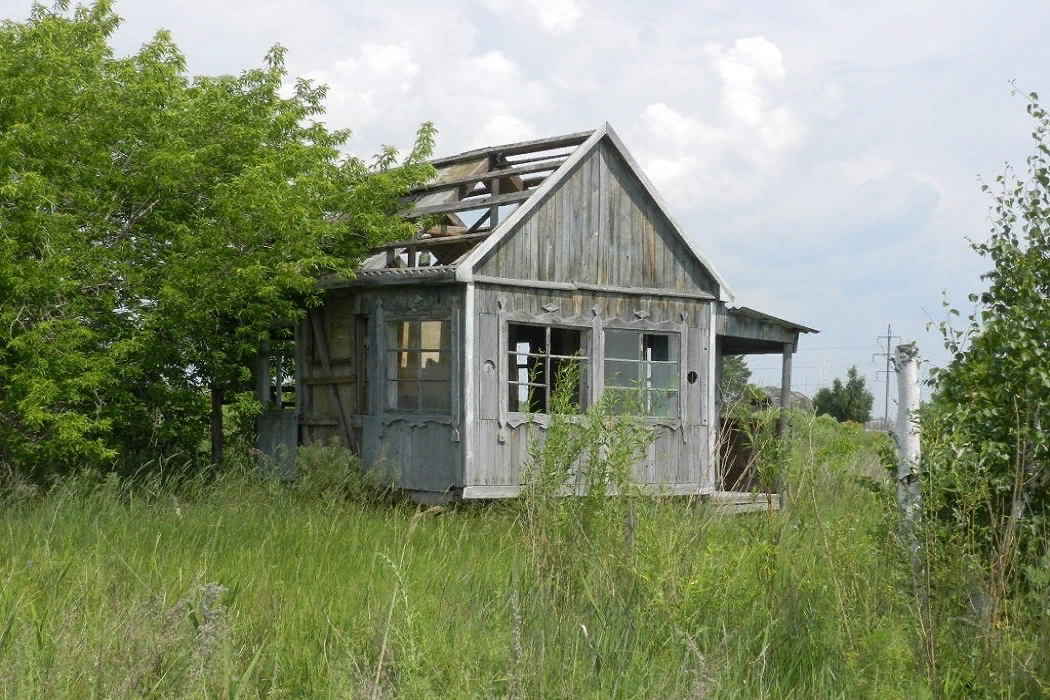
[371,231,491,252]
[489,170,501,229]
[642,197,657,287]
[597,141,612,286]
[553,169,567,280]
[406,158,567,196]
[427,130,593,168]
[479,313,499,421]
[305,376,357,386]
[401,190,531,219]
[467,278,715,302]
[309,309,356,452]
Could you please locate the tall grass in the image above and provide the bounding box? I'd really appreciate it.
[0,412,1043,697]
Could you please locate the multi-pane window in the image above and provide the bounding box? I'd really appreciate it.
[508,324,587,413]
[604,330,680,417]
[386,320,451,412]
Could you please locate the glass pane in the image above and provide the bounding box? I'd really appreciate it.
[394,381,418,410]
[419,380,450,411]
[648,390,679,417]
[421,349,450,381]
[649,362,679,390]
[605,330,639,360]
[605,387,644,415]
[605,360,639,388]
[395,350,420,382]
[420,320,449,350]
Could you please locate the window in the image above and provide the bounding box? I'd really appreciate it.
[508,323,588,413]
[604,330,680,417]
[386,320,451,412]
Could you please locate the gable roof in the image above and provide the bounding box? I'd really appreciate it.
[356,124,733,302]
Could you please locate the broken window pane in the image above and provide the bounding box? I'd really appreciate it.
[507,323,588,414]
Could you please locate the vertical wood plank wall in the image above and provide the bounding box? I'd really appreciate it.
[475,139,720,297]
[469,285,714,493]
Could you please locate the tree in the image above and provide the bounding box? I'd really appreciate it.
[924,91,1050,583]
[813,366,873,423]
[0,1,434,476]
[719,354,752,403]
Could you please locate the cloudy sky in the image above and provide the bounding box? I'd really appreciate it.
[6,0,1049,418]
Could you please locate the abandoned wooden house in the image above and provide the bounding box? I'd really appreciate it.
[287,124,815,501]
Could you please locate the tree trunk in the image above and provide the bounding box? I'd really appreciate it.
[211,385,224,464]
[895,343,921,531]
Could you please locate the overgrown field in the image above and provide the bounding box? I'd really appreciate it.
[0,415,1045,698]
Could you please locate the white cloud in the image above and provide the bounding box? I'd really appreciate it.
[478,113,537,144]
[634,38,804,209]
[481,0,587,33]
[359,42,419,92]
[529,0,587,33]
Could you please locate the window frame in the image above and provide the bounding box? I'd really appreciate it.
[602,329,681,417]
[385,318,453,414]
[506,321,590,415]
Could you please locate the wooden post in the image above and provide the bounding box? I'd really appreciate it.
[776,343,793,438]
[895,343,921,535]
[489,167,500,229]
[775,343,793,505]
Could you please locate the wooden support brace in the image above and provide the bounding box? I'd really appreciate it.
[309,309,357,452]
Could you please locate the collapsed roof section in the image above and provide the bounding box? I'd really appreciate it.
[359,130,594,272]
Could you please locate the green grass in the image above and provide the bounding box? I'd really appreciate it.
[0,416,1039,698]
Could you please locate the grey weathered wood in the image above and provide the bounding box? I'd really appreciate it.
[258,410,297,480]
[401,190,531,219]
[472,275,714,300]
[371,232,491,252]
[428,130,593,168]
[309,309,355,451]
[407,157,567,196]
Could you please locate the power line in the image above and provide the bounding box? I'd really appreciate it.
[873,324,900,426]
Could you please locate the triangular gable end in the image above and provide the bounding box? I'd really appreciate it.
[457,123,734,303]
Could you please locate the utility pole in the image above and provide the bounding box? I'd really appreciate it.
[873,325,900,428]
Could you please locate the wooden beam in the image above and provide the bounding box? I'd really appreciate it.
[370,231,491,252]
[471,274,717,301]
[466,209,491,234]
[489,167,500,229]
[406,157,567,196]
[400,190,532,218]
[427,130,593,167]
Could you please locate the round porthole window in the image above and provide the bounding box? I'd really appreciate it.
[687,370,698,384]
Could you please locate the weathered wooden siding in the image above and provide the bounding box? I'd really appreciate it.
[475,139,719,296]
[467,283,714,494]
[299,285,465,496]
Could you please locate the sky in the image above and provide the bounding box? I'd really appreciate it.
[5,0,1049,420]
